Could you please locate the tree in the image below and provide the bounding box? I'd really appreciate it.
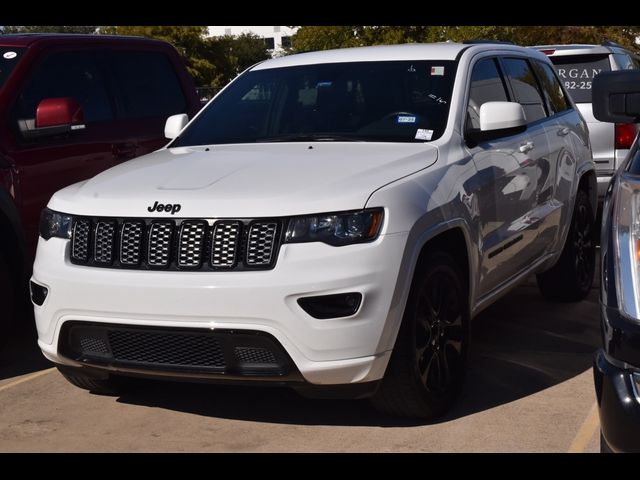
[1,26,100,34]
[292,26,640,53]
[205,33,270,88]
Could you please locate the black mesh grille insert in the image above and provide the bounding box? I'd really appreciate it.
[108,330,226,369]
[71,219,91,261]
[234,346,278,364]
[70,217,281,271]
[120,222,144,265]
[246,222,278,266]
[79,336,109,355]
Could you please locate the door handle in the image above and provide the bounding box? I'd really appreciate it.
[519,141,534,153]
[558,127,570,136]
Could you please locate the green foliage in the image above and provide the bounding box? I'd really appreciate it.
[292,26,640,53]
[1,26,100,34]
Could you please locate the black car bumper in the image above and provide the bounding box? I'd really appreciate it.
[593,349,640,453]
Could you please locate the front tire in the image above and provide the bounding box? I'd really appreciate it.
[371,251,469,419]
[536,188,596,302]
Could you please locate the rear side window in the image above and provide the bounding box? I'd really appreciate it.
[531,61,571,115]
[501,57,547,123]
[549,54,611,103]
[467,58,509,130]
[16,50,113,123]
[612,53,640,70]
[109,52,186,120]
[0,47,25,89]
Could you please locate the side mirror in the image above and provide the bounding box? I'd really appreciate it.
[593,70,640,123]
[18,97,85,140]
[164,114,189,139]
[466,101,527,145]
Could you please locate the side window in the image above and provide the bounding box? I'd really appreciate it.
[612,53,638,71]
[531,61,571,115]
[467,58,509,130]
[109,52,187,120]
[16,50,113,123]
[501,57,548,123]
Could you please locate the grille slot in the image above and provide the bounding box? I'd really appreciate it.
[71,219,91,261]
[148,222,173,267]
[94,221,116,264]
[246,222,278,266]
[234,346,278,364]
[211,221,241,268]
[79,336,109,355]
[70,217,281,271]
[120,222,144,265]
[178,221,207,268]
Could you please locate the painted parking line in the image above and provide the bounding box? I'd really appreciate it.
[0,368,56,393]
[567,401,599,453]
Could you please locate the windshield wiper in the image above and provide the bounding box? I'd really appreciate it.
[258,133,365,143]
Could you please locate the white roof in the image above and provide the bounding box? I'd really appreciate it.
[251,43,469,70]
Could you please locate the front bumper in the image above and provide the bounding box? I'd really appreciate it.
[32,232,409,387]
[593,350,640,453]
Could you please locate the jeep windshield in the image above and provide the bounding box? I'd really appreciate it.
[172,60,457,146]
[0,47,25,89]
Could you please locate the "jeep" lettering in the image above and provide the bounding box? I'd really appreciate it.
[147,201,182,215]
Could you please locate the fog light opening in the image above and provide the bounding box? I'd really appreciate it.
[30,281,48,306]
[297,292,362,319]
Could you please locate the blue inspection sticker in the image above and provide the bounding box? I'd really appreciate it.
[397,115,417,124]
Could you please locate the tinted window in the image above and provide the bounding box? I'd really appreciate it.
[531,61,571,115]
[612,53,640,70]
[110,52,186,120]
[0,47,25,89]
[172,60,457,146]
[549,54,611,103]
[502,57,547,123]
[467,58,509,130]
[16,51,113,123]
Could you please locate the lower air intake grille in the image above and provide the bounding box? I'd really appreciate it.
[108,329,226,368]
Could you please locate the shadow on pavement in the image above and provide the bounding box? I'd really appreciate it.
[113,276,601,427]
[0,306,51,381]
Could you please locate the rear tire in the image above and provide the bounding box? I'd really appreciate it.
[56,365,126,396]
[536,188,596,302]
[371,251,469,419]
[600,432,614,453]
[0,250,15,350]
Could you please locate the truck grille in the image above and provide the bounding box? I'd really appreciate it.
[70,217,281,271]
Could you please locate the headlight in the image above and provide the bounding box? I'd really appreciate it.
[39,208,73,240]
[284,208,384,246]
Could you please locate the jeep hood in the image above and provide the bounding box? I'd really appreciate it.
[48,143,438,218]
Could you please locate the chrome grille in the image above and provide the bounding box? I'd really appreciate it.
[120,222,143,265]
[94,221,116,264]
[246,222,277,266]
[71,219,91,261]
[178,221,206,268]
[211,221,241,268]
[70,217,280,271]
[148,223,173,267]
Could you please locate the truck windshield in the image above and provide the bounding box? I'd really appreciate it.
[172,60,457,146]
[0,47,25,89]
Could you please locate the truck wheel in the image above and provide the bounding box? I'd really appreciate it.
[536,189,595,302]
[600,432,613,453]
[371,251,468,419]
[56,365,126,396]
[0,250,15,349]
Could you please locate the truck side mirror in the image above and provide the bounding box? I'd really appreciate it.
[164,114,189,140]
[19,97,86,140]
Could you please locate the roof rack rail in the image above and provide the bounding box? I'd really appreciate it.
[462,39,515,45]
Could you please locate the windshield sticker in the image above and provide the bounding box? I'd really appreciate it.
[430,66,444,76]
[415,129,433,141]
[397,115,417,124]
[428,93,447,104]
[3,51,17,60]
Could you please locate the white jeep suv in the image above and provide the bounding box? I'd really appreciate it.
[32,43,596,418]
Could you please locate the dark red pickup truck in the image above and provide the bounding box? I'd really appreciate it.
[0,34,201,338]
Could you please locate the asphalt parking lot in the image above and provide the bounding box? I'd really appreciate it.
[0,275,601,452]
